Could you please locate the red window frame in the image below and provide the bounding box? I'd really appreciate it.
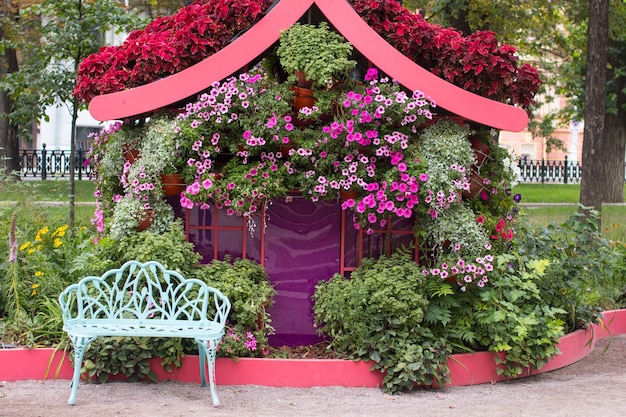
[185,200,419,274]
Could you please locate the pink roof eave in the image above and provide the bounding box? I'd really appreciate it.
[88,0,529,132]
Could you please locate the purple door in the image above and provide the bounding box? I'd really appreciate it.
[264,197,341,346]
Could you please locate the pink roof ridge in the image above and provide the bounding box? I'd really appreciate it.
[88,0,528,132]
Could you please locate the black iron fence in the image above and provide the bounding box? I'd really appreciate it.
[19,144,92,180]
[14,147,624,184]
[517,156,583,184]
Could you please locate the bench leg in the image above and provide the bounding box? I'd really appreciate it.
[68,335,95,405]
[197,339,220,408]
[197,341,207,387]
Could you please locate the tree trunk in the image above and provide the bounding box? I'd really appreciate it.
[601,113,626,201]
[580,0,610,212]
[441,0,472,36]
[1,32,21,179]
[69,95,78,230]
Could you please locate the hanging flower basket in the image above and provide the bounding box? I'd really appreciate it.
[160,173,186,196]
[292,86,316,112]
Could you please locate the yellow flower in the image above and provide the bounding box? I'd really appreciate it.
[35,271,44,277]
[56,225,69,237]
[53,238,63,248]
[35,226,49,242]
[32,283,40,288]
[19,241,31,251]
[31,283,40,296]
[27,248,35,255]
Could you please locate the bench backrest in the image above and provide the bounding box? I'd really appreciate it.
[59,260,230,325]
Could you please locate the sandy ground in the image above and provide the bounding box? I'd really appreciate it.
[2,334,626,417]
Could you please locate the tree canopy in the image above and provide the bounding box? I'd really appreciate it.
[410,0,625,208]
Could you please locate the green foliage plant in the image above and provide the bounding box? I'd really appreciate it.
[276,22,356,89]
[194,257,276,358]
[472,253,566,377]
[313,253,451,394]
[513,208,625,331]
[112,219,201,276]
[82,336,184,383]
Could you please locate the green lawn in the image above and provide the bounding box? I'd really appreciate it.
[513,183,626,204]
[1,179,96,228]
[0,179,96,202]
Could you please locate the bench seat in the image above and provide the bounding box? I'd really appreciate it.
[63,320,225,338]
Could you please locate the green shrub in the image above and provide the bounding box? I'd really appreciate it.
[513,208,626,330]
[194,257,276,358]
[82,336,184,383]
[471,254,566,377]
[313,253,451,394]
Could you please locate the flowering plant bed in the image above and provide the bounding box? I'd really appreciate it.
[2,309,624,388]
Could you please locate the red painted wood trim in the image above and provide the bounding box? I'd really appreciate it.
[88,0,528,132]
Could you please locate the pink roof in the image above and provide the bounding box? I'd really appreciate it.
[88,0,528,132]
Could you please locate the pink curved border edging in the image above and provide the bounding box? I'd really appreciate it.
[1,310,624,387]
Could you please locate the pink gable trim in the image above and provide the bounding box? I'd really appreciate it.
[88,0,528,132]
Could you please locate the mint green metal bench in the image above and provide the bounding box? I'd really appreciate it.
[59,260,231,407]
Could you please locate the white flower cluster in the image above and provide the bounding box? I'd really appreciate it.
[501,146,521,188]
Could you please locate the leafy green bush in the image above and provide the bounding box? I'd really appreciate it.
[82,336,184,383]
[313,253,451,394]
[471,254,566,377]
[194,257,276,358]
[70,219,200,279]
[513,208,626,330]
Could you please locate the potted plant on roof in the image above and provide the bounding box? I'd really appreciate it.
[276,22,356,112]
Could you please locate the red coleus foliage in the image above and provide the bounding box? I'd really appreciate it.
[74,0,540,109]
[74,0,273,102]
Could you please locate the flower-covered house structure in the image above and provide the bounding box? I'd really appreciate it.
[78,0,539,346]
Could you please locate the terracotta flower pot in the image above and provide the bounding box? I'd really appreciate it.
[123,147,140,164]
[340,189,359,201]
[279,145,295,159]
[136,209,154,232]
[294,70,313,89]
[160,173,186,196]
[444,274,458,283]
[292,86,316,112]
[470,137,491,167]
